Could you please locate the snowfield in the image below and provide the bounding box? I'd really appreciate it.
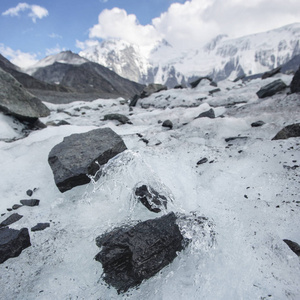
[0,74,300,300]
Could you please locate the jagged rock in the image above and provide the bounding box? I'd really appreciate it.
[20,199,40,207]
[31,223,50,232]
[134,185,167,213]
[283,239,300,256]
[95,212,185,293]
[251,120,265,127]
[0,227,31,264]
[256,79,287,98]
[290,66,300,93]
[195,108,215,119]
[261,66,281,79]
[272,123,300,140]
[48,128,127,192]
[103,113,130,124]
[56,120,70,126]
[140,84,167,98]
[174,84,185,89]
[129,94,140,107]
[0,213,23,227]
[197,158,208,165]
[162,120,173,129]
[0,67,50,121]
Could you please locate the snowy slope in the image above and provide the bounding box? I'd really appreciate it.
[79,23,300,87]
[0,73,300,299]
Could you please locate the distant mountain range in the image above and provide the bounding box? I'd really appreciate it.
[79,23,300,87]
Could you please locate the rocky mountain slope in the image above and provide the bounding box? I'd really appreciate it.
[25,51,144,102]
[0,63,299,299]
[79,23,300,87]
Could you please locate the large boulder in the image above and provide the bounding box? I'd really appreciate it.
[290,66,300,93]
[48,128,127,192]
[0,67,50,121]
[261,66,281,79]
[95,212,185,293]
[0,227,31,264]
[256,79,287,98]
[272,123,300,140]
[0,213,23,228]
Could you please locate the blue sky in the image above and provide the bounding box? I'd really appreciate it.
[1,0,300,68]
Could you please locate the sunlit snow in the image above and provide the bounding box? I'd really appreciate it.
[0,74,300,299]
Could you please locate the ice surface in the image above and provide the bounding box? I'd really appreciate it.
[0,74,299,299]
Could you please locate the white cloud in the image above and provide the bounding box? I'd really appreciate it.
[78,0,300,52]
[2,2,48,23]
[49,33,63,39]
[45,44,66,56]
[76,39,100,50]
[0,44,39,68]
[88,8,162,53]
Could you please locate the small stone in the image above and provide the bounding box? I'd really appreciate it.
[26,189,33,197]
[283,239,300,256]
[197,158,208,165]
[162,120,173,129]
[251,121,265,127]
[12,204,23,210]
[20,199,40,207]
[31,223,50,232]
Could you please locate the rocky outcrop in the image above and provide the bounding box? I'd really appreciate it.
[95,212,185,293]
[134,185,168,213]
[290,66,300,93]
[48,128,127,192]
[0,67,50,121]
[190,77,215,88]
[0,227,31,264]
[256,79,287,98]
[272,123,300,140]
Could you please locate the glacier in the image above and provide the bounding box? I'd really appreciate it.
[0,72,300,299]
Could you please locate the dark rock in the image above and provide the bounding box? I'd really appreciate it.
[140,84,167,99]
[129,94,140,107]
[261,66,281,79]
[134,185,167,213]
[290,66,300,93]
[190,77,213,88]
[251,120,265,127]
[0,227,31,264]
[197,158,208,165]
[48,128,127,192]
[95,212,185,293]
[174,84,185,89]
[103,113,130,124]
[0,213,23,227]
[272,123,300,140]
[26,189,33,197]
[195,108,215,119]
[20,199,40,207]
[209,88,221,95]
[162,120,173,129]
[256,79,287,98]
[225,136,248,143]
[283,239,300,256]
[0,67,50,122]
[210,81,218,87]
[233,74,246,82]
[31,223,50,232]
[12,204,23,210]
[56,120,70,126]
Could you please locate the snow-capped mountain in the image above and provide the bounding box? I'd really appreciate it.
[79,23,300,87]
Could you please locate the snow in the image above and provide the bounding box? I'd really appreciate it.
[0,73,300,299]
